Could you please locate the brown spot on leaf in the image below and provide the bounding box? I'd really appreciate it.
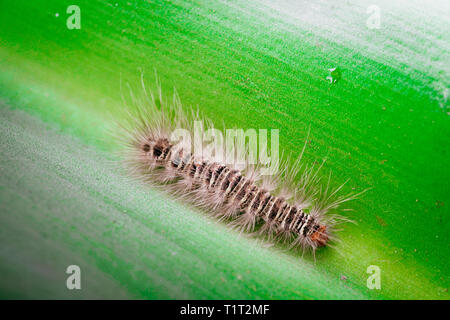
[435,200,444,208]
[376,216,388,227]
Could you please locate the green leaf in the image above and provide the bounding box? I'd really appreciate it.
[0,0,448,299]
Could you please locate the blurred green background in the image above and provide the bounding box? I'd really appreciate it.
[0,0,448,299]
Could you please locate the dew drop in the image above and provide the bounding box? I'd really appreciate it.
[326,67,341,84]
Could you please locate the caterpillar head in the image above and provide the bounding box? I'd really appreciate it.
[309,224,329,247]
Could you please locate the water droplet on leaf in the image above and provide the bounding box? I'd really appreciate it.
[326,67,341,84]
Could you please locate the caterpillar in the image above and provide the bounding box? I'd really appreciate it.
[118,78,360,258]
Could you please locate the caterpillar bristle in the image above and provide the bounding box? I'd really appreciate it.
[115,78,363,260]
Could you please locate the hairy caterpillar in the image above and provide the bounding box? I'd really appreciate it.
[118,78,360,258]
